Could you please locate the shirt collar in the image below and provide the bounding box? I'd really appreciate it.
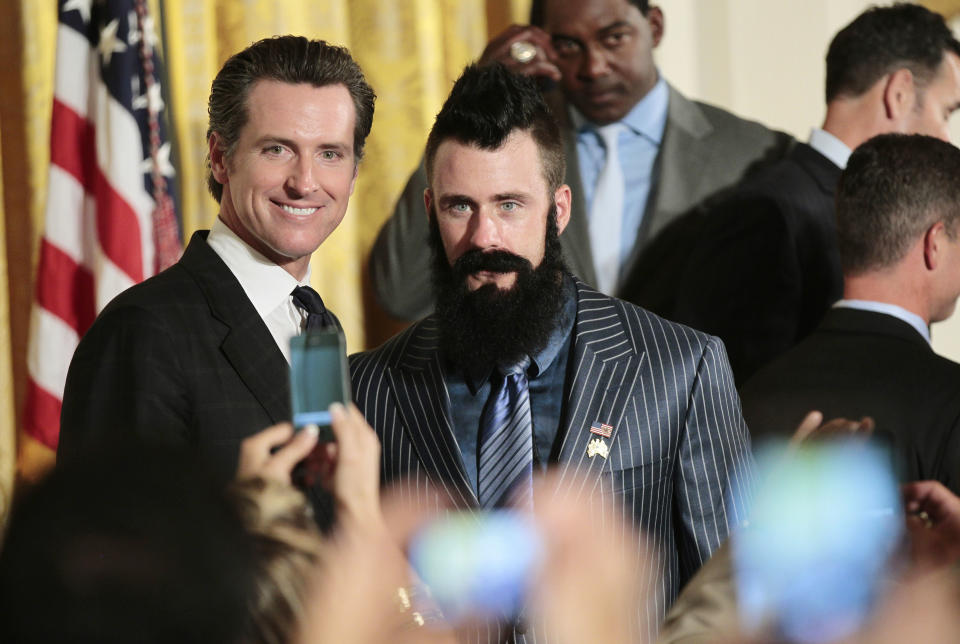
[808,128,852,169]
[832,299,931,344]
[206,217,311,319]
[571,74,669,145]
[459,273,578,391]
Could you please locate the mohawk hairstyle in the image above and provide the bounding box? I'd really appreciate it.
[424,63,565,192]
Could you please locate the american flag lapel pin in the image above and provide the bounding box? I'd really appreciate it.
[587,421,613,458]
[590,422,613,438]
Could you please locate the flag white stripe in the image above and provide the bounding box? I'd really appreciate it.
[27,307,80,400]
[54,24,92,120]
[43,166,88,265]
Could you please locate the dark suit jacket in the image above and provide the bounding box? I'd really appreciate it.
[629,143,842,386]
[59,231,331,520]
[350,279,755,642]
[740,307,960,493]
[369,85,793,320]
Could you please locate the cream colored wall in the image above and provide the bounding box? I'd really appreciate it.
[654,1,960,361]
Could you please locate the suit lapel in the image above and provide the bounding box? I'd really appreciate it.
[556,281,645,493]
[180,231,291,425]
[636,84,713,255]
[385,318,477,508]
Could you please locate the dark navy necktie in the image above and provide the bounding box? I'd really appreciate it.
[477,357,534,510]
[291,285,337,330]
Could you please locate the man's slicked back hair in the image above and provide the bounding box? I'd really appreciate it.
[836,133,960,276]
[206,35,376,202]
[826,3,960,103]
[424,63,565,194]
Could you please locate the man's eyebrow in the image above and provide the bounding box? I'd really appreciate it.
[252,136,352,152]
[597,20,632,35]
[253,135,295,147]
[436,194,478,207]
[552,19,632,40]
[492,192,532,202]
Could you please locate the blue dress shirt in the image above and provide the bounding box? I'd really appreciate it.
[446,275,577,496]
[572,75,669,281]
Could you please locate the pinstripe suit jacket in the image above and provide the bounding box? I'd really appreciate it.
[350,279,755,642]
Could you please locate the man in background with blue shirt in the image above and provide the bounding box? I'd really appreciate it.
[369,0,791,320]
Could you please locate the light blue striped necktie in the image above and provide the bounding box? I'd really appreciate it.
[477,357,534,510]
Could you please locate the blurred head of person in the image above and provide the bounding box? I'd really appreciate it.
[0,447,256,644]
[228,476,327,644]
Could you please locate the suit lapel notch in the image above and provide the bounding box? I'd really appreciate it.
[182,232,290,425]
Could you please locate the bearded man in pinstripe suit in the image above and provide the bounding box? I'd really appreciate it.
[350,64,754,641]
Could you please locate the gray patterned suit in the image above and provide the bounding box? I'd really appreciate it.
[369,85,793,320]
[350,279,755,642]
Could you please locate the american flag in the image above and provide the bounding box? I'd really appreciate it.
[590,421,613,438]
[25,0,181,450]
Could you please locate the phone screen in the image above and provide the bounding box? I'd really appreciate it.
[733,439,903,643]
[408,511,542,623]
[289,328,350,438]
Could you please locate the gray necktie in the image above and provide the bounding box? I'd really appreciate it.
[477,357,534,510]
[589,123,625,294]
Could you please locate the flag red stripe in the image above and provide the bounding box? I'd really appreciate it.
[49,99,144,283]
[94,168,144,283]
[24,379,63,451]
[50,99,93,188]
[35,239,97,336]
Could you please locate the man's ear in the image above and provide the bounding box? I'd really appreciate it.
[554,184,572,235]
[882,68,917,125]
[423,188,434,220]
[349,163,359,196]
[647,6,664,49]
[209,132,229,184]
[923,221,946,271]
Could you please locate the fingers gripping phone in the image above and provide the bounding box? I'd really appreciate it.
[289,327,351,442]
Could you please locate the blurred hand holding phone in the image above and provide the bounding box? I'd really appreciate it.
[733,438,904,643]
[409,511,542,623]
[289,327,351,442]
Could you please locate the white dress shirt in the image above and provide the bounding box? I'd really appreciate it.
[808,128,852,169]
[206,218,310,362]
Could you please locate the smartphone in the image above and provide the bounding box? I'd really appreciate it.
[408,511,542,623]
[732,439,903,644]
[289,327,351,442]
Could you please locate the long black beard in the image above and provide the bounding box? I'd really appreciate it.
[430,206,567,374]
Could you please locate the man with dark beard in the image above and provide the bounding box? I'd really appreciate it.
[350,63,754,642]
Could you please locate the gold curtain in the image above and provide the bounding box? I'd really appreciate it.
[0,0,529,517]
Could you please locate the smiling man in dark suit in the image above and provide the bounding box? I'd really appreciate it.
[369,0,791,321]
[634,4,960,385]
[58,37,375,516]
[350,63,754,642]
